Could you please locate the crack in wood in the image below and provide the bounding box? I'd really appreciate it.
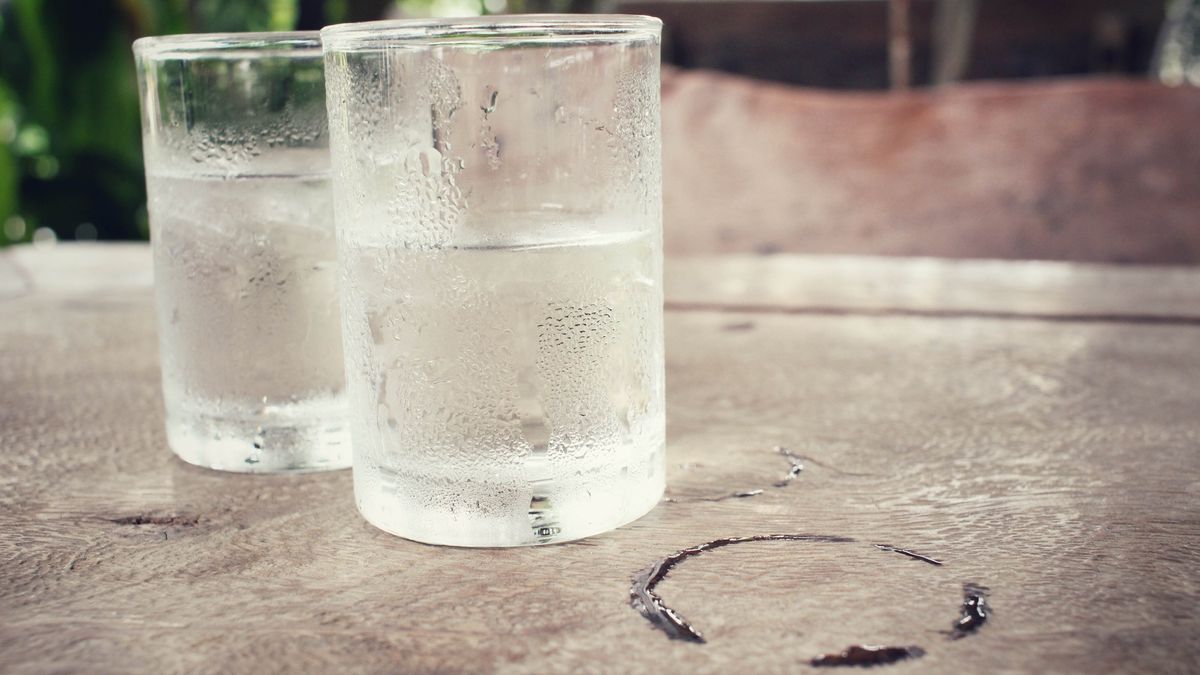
[107,514,201,527]
[874,544,944,566]
[811,644,926,667]
[666,300,1200,327]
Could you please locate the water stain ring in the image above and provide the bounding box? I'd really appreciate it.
[629,534,991,665]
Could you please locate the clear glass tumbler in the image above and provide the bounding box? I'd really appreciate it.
[322,16,665,546]
[134,33,350,473]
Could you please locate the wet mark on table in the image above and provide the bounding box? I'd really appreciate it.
[772,446,805,487]
[631,535,992,665]
[630,534,856,643]
[948,583,990,639]
[665,446,805,503]
[107,514,201,527]
[777,447,880,477]
[811,644,926,667]
[874,543,943,566]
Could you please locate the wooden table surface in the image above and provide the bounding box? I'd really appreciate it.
[2,243,1199,673]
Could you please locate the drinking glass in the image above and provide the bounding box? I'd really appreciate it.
[134,33,350,472]
[322,15,665,545]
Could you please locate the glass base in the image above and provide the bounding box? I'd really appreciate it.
[355,443,665,547]
[166,405,351,473]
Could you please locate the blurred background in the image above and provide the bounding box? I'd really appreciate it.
[1,0,1197,261]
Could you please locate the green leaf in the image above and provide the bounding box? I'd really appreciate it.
[192,0,300,32]
[12,0,58,129]
[268,0,300,31]
[0,83,19,241]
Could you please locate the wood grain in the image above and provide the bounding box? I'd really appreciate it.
[2,244,1199,673]
[666,254,1200,322]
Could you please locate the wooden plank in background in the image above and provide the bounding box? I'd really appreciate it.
[666,254,1200,321]
[8,244,1200,319]
[659,72,1200,264]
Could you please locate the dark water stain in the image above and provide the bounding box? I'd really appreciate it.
[772,446,805,487]
[779,448,879,477]
[874,544,943,566]
[665,447,806,503]
[629,534,857,643]
[948,583,990,639]
[811,644,926,667]
[481,87,499,115]
[108,514,200,527]
[631,536,993,661]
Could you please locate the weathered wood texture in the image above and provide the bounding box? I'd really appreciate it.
[666,254,1200,321]
[2,244,1200,673]
[621,0,1163,86]
[661,71,1200,264]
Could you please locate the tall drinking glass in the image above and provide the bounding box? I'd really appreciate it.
[322,16,665,546]
[134,33,350,472]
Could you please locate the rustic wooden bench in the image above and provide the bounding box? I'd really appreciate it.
[661,72,1200,264]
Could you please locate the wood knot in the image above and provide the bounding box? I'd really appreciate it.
[107,513,201,527]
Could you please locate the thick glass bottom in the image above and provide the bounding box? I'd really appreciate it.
[355,443,665,547]
[166,400,351,473]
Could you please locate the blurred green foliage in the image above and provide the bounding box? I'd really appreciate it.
[0,0,315,246]
[0,0,570,246]
[0,0,367,246]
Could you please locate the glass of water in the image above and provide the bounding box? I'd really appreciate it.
[322,16,665,546]
[134,33,350,472]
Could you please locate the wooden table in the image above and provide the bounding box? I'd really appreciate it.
[3,243,1199,673]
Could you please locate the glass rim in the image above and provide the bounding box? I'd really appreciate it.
[133,31,321,60]
[320,14,662,50]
